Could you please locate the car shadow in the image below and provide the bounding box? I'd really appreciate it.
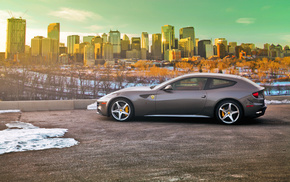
[133,116,220,125]
[129,116,290,126]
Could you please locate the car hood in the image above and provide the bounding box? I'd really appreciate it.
[98,86,152,101]
[116,86,152,92]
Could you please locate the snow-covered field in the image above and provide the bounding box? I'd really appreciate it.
[0,119,78,155]
[0,110,21,114]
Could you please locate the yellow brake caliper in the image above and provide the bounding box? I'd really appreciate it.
[221,107,225,117]
[124,106,129,116]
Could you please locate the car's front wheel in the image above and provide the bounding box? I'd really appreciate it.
[110,99,134,122]
[216,100,243,124]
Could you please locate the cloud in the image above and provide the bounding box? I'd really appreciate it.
[261,6,271,10]
[236,18,255,24]
[49,7,103,22]
[86,25,106,31]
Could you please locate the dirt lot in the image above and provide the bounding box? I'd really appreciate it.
[0,105,289,182]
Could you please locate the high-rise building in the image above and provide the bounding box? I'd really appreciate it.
[180,27,195,55]
[198,40,213,59]
[141,32,149,51]
[241,43,255,55]
[102,33,108,43]
[131,37,141,50]
[31,36,44,56]
[67,35,80,55]
[84,44,95,66]
[42,38,58,62]
[47,23,60,61]
[161,25,175,55]
[47,23,60,44]
[92,36,103,45]
[102,42,113,60]
[151,33,162,60]
[121,35,130,58]
[217,43,226,58]
[73,42,88,63]
[169,49,181,62]
[214,38,227,54]
[109,30,121,58]
[83,36,95,44]
[123,34,129,41]
[179,37,194,58]
[195,38,199,55]
[6,18,26,60]
[228,42,237,55]
[94,43,102,59]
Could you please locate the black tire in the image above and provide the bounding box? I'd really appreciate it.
[110,98,134,122]
[215,100,243,124]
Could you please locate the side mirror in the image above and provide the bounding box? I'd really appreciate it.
[163,85,173,91]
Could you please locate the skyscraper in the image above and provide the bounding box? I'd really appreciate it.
[102,33,108,43]
[6,18,26,60]
[31,36,44,56]
[67,35,80,55]
[47,23,60,44]
[109,30,121,58]
[151,33,162,60]
[179,27,195,55]
[217,43,226,58]
[161,25,175,54]
[47,23,60,61]
[121,34,130,58]
[198,40,213,59]
[83,36,95,44]
[141,32,149,51]
[42,38,58,62]
[179,37,194,58]
[214,38,227,54]
[131,37,141,50]
[123,34,129,41]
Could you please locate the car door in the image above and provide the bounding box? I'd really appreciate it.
[155,77,208,115]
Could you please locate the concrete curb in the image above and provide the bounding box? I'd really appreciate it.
[0,96,289,112]
[0,99,97,112]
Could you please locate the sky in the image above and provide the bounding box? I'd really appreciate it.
[0,0,290,52]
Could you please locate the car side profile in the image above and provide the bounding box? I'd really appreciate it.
[96,73,267,124]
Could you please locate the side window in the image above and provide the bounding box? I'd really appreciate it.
[208,79,236,89]
[172,77,207,90]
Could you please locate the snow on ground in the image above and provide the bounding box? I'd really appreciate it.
[87,102,97,110]
[0,121,78,155]
[0,110,21,114]
[265,99,290,105]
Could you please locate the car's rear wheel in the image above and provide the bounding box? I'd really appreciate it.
[110,99,133,122]
[216,100,243,124]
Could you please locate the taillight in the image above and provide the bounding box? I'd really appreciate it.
[252,92,259,98]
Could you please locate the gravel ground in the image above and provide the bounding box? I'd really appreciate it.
[0,105,289,182]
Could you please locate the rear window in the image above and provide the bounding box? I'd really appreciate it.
[207,78,236,89]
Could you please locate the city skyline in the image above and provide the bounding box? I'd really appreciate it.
[0,0,289,52]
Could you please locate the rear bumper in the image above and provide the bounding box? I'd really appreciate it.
[255,106,267,117]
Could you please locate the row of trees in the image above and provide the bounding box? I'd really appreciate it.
[0,57,289,101]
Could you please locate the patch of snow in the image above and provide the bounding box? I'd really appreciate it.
[0,121,78,155]
[265,99,290,105]
[87,102,97,110]
[0,110,21,114]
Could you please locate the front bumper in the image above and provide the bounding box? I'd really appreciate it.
[96,101,108,116]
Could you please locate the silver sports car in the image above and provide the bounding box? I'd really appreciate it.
[96,73,267,124]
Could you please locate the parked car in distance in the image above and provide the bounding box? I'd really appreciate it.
[96,73,267,124]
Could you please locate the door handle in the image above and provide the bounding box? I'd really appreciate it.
[201,95,206,98]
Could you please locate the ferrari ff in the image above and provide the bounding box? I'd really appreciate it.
[96,73,267,124]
